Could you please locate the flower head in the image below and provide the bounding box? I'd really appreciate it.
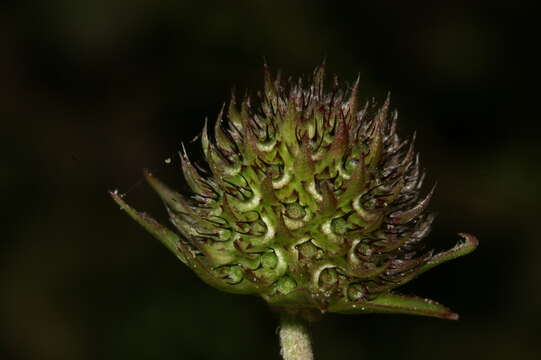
[111,64,477,320]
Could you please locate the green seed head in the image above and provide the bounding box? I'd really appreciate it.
[111,64,478,320]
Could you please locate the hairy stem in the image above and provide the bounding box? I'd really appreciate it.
[279,313,314,360]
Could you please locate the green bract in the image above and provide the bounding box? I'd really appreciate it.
[111,65,477,320]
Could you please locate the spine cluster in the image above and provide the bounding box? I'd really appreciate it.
[111,64,478,319]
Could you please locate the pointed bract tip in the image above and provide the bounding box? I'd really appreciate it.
[417,232,479,276]
[346,75,361,117]
[457,233,480,249]
[263,61,271,78]
[109,189,126,204]
[143,168,153,178]
[314,62,326,82]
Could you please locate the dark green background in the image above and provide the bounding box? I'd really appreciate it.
[2,1,538,359]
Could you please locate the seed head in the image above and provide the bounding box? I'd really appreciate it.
[111,64,478,320]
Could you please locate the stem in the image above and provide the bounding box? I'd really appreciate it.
[279,312,314,360]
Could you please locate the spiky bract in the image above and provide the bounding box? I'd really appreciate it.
[111,65,477,320]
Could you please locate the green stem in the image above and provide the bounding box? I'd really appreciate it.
[279,313,314,360]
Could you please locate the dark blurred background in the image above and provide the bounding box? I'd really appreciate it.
[2,1,539,359]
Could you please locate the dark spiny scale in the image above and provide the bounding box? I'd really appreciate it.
[389,185,436,225]
[402,154,421,192]
[179,144,218,199]
[214,104,240,159]
[112,64,478,321]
